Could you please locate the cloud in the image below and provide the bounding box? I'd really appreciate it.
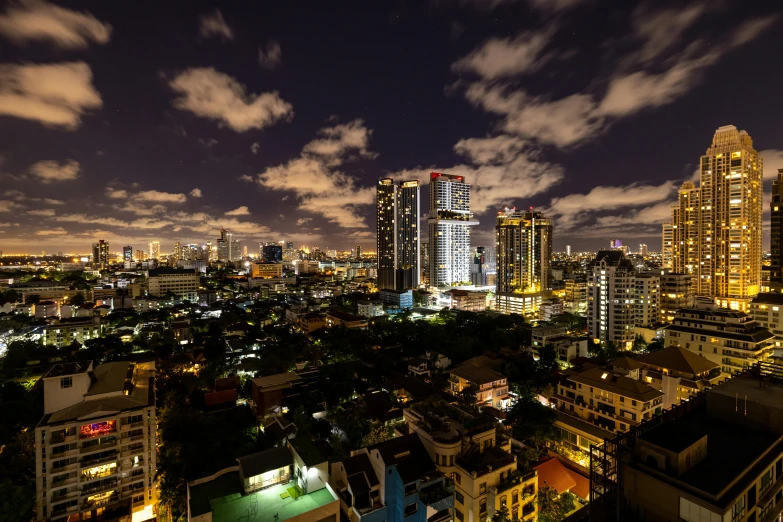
[55,214,174,230]
[225,206,250,216]
[197,137,218,148]
[0,201,22,212]
[251,142,260,155]
[259,41,282,69]
[0,62,102,129]
[35,227,67,236]
[256,120,378,228]
[296,218,312,226]
[169,67,293,132]
[199,9,233,41]
[302,119,377,163]
[135,190,187,203]
[189,188,202,198]
[0,0,111,49]
[461,14,777,149]
[453,0,585,12]
[545,181,676,230]
[626,3,705,65]
[29,159,80,182]
[27,208,55,216]
[106,188,127,199]
[762,150,783,181]
[452,28,555,79]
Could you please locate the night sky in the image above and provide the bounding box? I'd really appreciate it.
[0,0,781,255]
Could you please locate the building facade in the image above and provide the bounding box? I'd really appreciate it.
[587,251,636,348]
[35,361,157,522]
[92,240,109,269]
[428,173,478,287]
[376,178,421,291]
[147,268,199,300]
[496,209,553,295]
[772,169,783,289]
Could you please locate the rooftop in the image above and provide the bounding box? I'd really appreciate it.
[237,446,291,478]
[85,361,131,396]
[636,345,719,376]
[636,410,781,502]
[252,372,302,388]
[190,472,336,522]
[450,360,505,385]
[149,267,197,276]
[43,361,93,378]
[326,310,367,322]
[533,457,577,495]
[289,436,327,468]
[751,292,783,305]
[370,433,439,484]
[610,357,643,371]
[569,367,663,402]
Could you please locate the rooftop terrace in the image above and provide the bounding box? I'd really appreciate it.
[190,472,337,522]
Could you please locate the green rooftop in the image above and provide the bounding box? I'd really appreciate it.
[190,473,337,522]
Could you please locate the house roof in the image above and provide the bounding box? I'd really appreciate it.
[369,433,437,484]
[569,367,663,402]
[610,357,643,371]
[85,361,131,396]
[565,469,590,500]
[237,446,291,478]
[533,457,577,494]
[450,356,505,385]
[252,372,301,388]
[342,452,379,495]
[636,345,719,376]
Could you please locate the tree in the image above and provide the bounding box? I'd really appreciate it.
[293,405,313,437]
[491,505,511,522]
[646,338,665,353]
[633,334,648,353]
[69,293,86,307]
[537,487,576,522]
[459,385,477,411]
[505,386,558,448]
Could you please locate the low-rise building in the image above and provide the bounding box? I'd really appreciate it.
[357,301,385,317]
[664,305,774,376]
[250,262,283,279]
[494,292,543,318]
[380,289,414,310]
[42,318,103,348]
[299,312,326,333]
[188,443,339,522]
[553,364,664,434]
[35,361,157,522]
[404,400,538,522]
[539,299,563,322]
[636,344,721,408]
[147,267,199,300]
[326,310,368,329]
[448,356,510,410]
[449,290,488,312]
[35,300,60,319]
[251,372,302,417]
[749,292,783,348]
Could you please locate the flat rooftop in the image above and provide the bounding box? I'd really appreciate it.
[191,475,336,522]
[637,410,781,501]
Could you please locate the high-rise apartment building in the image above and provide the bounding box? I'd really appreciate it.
[355,244,362,258]
[662,125,763,311]
[661,223,673,268]
[35,361,157,522]
[376,178,420,290]
[216,228,241,262]
[658,271,694,323]
[771,169,783,288]
[470,246,494,286]
[135,249,144,262]
[172,241,181,261]
[639,244,648,256]
[587,250,636,348]
[148,241,160,260]
[92,240,109,269]
[427,172,477,287]
[635,273,660,326]
[262,244,283,262]
[496,209,553,295]
[122,246,132,263]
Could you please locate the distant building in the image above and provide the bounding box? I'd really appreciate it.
[251,262,283,279]
[772,168,783,289]
[587,250,636,349]
[92,239,109,268]
[148,240,160,260]
[448,355,509,409]
[658,271,693,323]
[35,361,157,521]
[262,244,283,263]
[122,245,132,262]
[380,289,413,310]
[326,310,368,329]
[750,292,783,347]
[496,209,553,294]
[448,289,487,312]
[357,301,384,317]
[428,173,478,287]
[494,292,543,318]
[147,267,199,300]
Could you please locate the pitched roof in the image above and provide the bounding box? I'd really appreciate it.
[636,345,719,376]
[569,367,663,402]
[251,372,301,388]
[610,357,643,371]
[565,469,590,500]
[533,457,577,494]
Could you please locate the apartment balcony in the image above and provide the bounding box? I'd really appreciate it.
[79,452,118,468]
[50,433,77,445]
[80,479,118,497]
[121,421,144,432]
[51,448,78,459]
[427,508,452,522]
[80,491,119,511]
[121,473,145,485]
[594,395,615,406]
[50,489,79,502]
[419,481,454,512]
[53,461,79,473]
[51,501,79,517]
[80,439,117,455]
[51,475,77,488]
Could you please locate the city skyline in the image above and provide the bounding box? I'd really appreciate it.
[0,2,782,253]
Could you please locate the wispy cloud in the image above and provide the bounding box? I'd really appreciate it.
[225,206,250,216]
[258,41,282,69]
[199,9,233,41]
[29,159,80,182]
[0,0,111,49]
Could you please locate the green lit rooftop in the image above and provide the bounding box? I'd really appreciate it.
[189,472,337,522]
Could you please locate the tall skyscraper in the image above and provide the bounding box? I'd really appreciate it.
[661,223,674,268]
[566,245,571,256]
[217,228,238,262]
[470,246,496,286]
[172,241,181,261]
[122,245,133,262]
[262,244,283,262]
[587,250,636,348]
[135,249,144,262]
[662,125,763,310]
[92,240,109,268]
[771,169,783,287]
[148,241,160,260]
[376,178,421,290]
[427,172,477,287]
[639,244,648,256]
[355,244,362,259]
[496,209,553,294]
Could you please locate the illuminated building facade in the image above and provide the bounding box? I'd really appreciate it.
[496,209,552,295]
[376,178,421,290]
[147,241,160,260]
[92,240,109,269]
[662,125,763,311]
[772,169,783,289]
[122,246,132,263]
[35,361,157,522]
[588,250,636,348]
[428,172,477,287]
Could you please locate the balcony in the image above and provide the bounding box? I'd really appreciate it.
[81,479,117,497]
[419,482,454,512]
[50,433,77,445]
[80,438,117,455]
[80,451,118,468]
[51,475,77,488]
[121,473,145,485]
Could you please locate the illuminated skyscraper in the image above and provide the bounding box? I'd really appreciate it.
[92,240,109,268]
[217,228,240,262]
[148,241,160,260]
[122,245,133,262]
[771,169,783,288]
[662,125,763,310]
[376,178,420,290]
[428,172,477,287]
[496,209,553,294]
